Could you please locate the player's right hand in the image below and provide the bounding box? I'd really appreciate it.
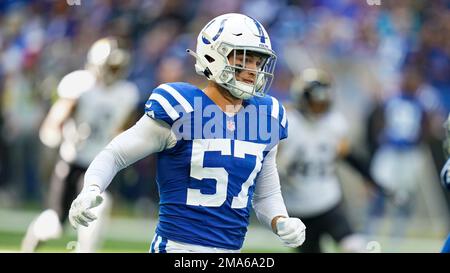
[69,185,103,229]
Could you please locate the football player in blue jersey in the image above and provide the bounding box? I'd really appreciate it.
[68,13,306,253]
[367,67,429,239]
[440,114,450,253]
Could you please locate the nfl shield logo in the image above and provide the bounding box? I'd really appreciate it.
[227,120,235,131]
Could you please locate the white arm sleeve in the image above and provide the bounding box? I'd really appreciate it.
[83,115,177,192]
[252,145,289,231]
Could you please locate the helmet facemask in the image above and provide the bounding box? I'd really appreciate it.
[99,49,130,86]
[290,68,333,120]
[218,45,276,99]
[188,40,276,100]
[300,83,332,118]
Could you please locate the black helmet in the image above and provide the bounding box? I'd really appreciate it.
[290,68,333,117]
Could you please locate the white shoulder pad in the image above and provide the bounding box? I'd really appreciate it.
[57,70,96,99]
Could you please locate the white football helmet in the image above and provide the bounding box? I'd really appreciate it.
[187,13,277,99]
[86,37,130,85]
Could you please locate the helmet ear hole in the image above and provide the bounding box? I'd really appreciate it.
[203,67,212,78]
[204,55,215,63]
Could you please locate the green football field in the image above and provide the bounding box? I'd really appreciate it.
[0,208,294,253]
[0,208,445,253]
[1,229,445,253]
[0,230,292,253]
[0,230,148,253]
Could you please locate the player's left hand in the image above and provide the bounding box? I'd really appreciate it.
[68,185,103,229]
[276,217,306,248]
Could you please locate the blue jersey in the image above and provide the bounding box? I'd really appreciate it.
[144,82,288,250]
[382,94,425,148]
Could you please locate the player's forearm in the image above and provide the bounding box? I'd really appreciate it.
[83,145,123,192]
[39,99,76,147]
[342,151,385,191]
[252,145,289,231]
[83,115,175,192]
[253,192,289,232]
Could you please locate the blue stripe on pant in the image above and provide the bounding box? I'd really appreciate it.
[150,234,168,253]
[150,235,157,253]
[159,237,168,253]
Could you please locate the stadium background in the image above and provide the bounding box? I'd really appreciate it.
[0,0,449,252]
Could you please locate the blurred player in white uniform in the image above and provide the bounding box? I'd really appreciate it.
[279,69,379,253]
[21,37,139,252]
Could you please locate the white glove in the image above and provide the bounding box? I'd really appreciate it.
[276,217,306,248]
[69,185,103,229]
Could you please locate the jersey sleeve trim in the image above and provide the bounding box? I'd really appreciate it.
[280,105,287,128]
[147,93,180,121]
[269,96,287,129]
[270,97,279,121]
[158,83,194,113]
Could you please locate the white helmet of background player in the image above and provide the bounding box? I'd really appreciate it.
[86,37,130,85]
[187,13,277,99]
[290,68,333,118]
